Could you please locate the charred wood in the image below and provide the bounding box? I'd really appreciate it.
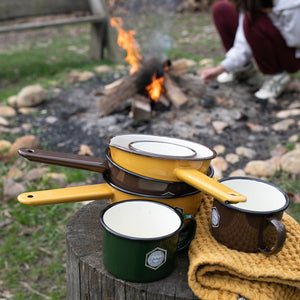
[98,57,165,116]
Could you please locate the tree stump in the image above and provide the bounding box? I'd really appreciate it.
[66,200,198,299]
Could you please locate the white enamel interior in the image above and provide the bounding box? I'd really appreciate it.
[110,134,215,159]
[103,201,182,238]
[223,179,287,212]
[130,141,196,157]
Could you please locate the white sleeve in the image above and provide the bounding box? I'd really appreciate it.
[271,7,300,58]
[221,13,252,72]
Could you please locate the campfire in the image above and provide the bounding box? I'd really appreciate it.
[97,17,206,120]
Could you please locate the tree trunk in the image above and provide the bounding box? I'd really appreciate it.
[66,200,198,300]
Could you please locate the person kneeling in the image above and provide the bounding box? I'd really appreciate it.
[201,0,300,100]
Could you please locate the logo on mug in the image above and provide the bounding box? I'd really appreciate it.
[145,247,167,270]
[211,207,220,227]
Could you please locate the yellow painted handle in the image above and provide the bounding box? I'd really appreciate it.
[174,168,246,203]
[17,184,113,206]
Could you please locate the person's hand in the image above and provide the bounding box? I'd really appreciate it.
[200,65,226,83]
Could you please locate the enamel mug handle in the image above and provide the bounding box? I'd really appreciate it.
[177,214,196,252]
[258,217,286,255]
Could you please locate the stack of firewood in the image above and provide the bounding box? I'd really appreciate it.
[97,58,206,120]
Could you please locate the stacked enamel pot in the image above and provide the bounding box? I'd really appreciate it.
[17,134,246,213]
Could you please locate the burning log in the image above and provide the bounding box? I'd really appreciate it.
[157,94,171,108]
[98,57,165,116]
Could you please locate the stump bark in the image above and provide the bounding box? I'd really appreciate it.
[66,200,198,300]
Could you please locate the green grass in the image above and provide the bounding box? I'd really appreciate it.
[269,171,300,222]
[0,201,79,299]
[0,24,114,101]
[0,157,95,299]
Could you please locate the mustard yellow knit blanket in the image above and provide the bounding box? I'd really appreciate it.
[188,194,300,300]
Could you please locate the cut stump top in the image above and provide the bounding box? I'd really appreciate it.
[66,199,198,300]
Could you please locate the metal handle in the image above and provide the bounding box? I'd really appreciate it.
[177,214,196,251]
[18,148,109,172]
[17,184,113,206]
[174,168,247,203]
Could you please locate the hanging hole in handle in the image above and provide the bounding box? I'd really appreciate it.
[27,194,34,198]
[26,149,35,153]
[228,192,239,196]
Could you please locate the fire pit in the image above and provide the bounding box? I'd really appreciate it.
[97,17,206,120]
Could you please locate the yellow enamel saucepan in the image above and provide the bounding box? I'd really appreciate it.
[107,134,246,204]
[17,174,205,216]
[17,147,202,197]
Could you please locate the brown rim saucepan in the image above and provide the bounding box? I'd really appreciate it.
[18,148,205,197]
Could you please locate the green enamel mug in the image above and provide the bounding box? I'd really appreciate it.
[99,200,196,282]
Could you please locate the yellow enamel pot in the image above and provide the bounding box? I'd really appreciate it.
[108,134,213,181]
[108,134,246,204]
[17,180,204,216]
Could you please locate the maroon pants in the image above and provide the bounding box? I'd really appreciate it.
[212,0,300,74]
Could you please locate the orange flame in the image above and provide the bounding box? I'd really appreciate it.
[110,17,166,101]
[146,74,165,102]
[146,62,168,102]
[110,17,142,74]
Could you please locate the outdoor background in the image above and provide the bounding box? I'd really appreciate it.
[1,1,300,299]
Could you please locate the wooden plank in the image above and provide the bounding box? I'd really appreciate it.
[0,0,90,20]
[88,0,106,14]
[0,15,105,33]
[88,0,122,62]
[90,18,107,60]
